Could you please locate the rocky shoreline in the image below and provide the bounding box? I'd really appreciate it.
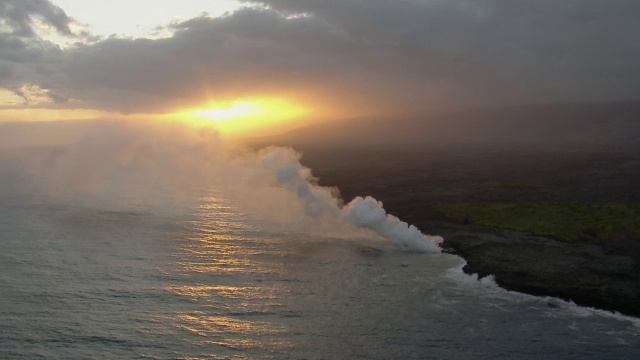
[436,223,640,318]
[293,146,640,319]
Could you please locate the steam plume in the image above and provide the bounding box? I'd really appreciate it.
[254,146,442,252]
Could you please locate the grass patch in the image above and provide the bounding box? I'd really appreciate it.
[438,202,640,242]
[479,181,540,190]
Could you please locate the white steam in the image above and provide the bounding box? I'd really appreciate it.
[2,119,442,252]
[345,197,442,252]
[252,146,442,252]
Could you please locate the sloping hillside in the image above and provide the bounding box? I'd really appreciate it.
[251,101,640,149]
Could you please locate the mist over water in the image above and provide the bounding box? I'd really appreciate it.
[1,119,639,358]
[3,120,441,252]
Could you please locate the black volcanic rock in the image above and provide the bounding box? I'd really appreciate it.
[294,144,640,317]
[441,226,640,317]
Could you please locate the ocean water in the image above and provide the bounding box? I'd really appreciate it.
[1,186,640,360]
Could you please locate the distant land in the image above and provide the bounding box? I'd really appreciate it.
[249,101,640,150]
[248,101,640,317]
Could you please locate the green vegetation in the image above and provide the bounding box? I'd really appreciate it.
[479,181,539,190]
[438,202,640,242]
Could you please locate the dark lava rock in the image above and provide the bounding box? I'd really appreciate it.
[441,226,640,318]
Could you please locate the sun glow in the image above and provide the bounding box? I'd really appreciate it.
[0,97,315,140]
[178,98,312,138]
[193,101,264,121]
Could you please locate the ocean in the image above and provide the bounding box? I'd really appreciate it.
[1,185,639,359]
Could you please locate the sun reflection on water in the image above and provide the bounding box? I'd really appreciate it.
[167,190,295,355]
[166,285,278,301]
[178,313,285,336]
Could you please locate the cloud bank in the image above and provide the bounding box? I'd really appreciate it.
[0,0,78,104]
[2,0,640,114]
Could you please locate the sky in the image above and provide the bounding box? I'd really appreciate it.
[1,0,640,137]
[51,0,242,40]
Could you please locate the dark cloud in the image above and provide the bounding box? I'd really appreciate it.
[3,1,640,114]
[62,7,365,113]
[0,0,75,37]
[244,0,640,106]
[0,0,77,104]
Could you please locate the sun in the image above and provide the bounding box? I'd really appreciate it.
[193,101,264,121]
[177,98,311,137]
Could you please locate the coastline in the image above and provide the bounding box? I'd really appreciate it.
[293,146,640,318]
[435,222,640,317]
